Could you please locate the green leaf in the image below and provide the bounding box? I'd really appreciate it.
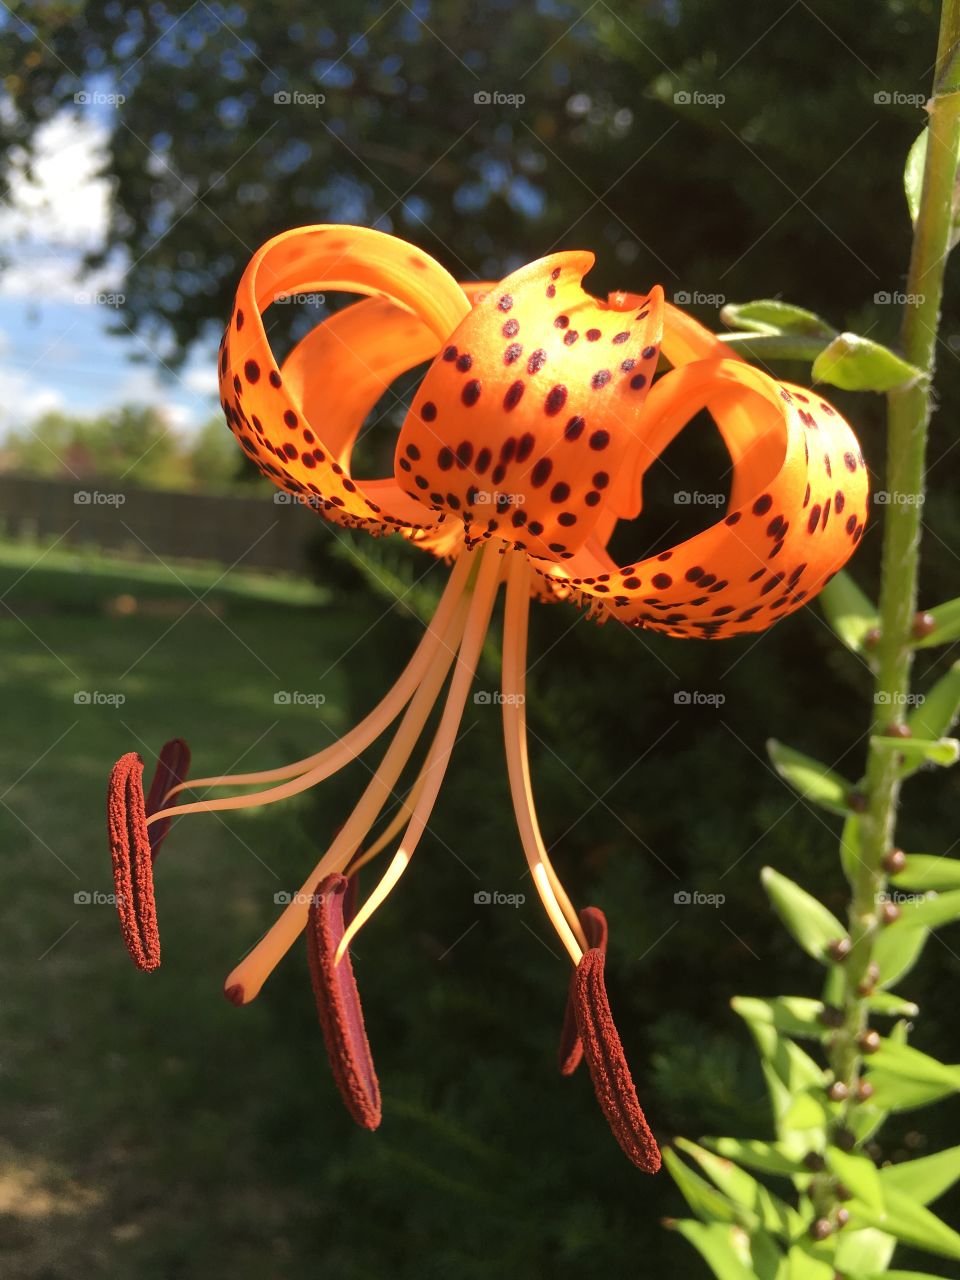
[720,299,836,338]
[848,1185,960,1260]
[834,1226,897,1275]
[825,1147,884,1212]
[760,866,848,962]
[664,1148,753,1228]
[913,596,960,648]
[872,918,929,987]
[780,1086,831,1132]
[767,740,854,816]
[783,1246,837,1280]
[852,1273,957,1280]
[812,332,924,392]
[872,734,960,773]
[879,1146,960,1206]
[667,1219,765,1280]
[904,125,960,248]
[676,1139,806,1240]
[893,853,960,891]
[819,571,879,654]
[909,661,960,739]
[866,990,919,1017]
[704,1138,810,1179]
[730,996,828,1040]
[840,814,863,885]
[892,887,960,929]
[870,1038,960,1092]
[904,127,929,226]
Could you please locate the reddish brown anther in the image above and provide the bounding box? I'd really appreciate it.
[572,946,661,1173]
[559,906,608,1076]
[108,752,160,971]
[306,873,381,1130]
[224,983,246,1006]
[144,737,191,858]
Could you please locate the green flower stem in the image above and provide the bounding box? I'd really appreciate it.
[829,2,960,1133]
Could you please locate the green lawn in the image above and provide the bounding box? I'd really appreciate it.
[0,540,434,1279]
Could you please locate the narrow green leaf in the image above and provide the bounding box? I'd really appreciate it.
[730,996,828,1040]
[664,1148,753,1227]
[819,571,879,654]
[904,125,960,248]
[848,1185,960,1260]
[879,1146,960,1206]
[760,866,848,962]
[871,1038,960,1090]
[892,887,960,929]
[720,299,836,338]
[872,918,929,987]
[704,1138,810,1179]
[866,990,920,1017]
[676,1139,805,1241]
[913,596,960,648]
[834,1226,897,1275]
[874,734,960,772]
[851,1273,955,1280]
[904,127,928,225]
[893,853,960,891]
[825,1147,884,1212]
[840,814,863,885]
[781,1086,831,1132]
[909,661,960,739]
[783,1246,837,1280]
[667,1219,763,1280]
[767,740,854,816]
[813,332,924,392]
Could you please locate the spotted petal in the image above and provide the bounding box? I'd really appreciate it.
[396,254,664,559]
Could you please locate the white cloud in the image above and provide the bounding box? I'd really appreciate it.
[0,112,121,301]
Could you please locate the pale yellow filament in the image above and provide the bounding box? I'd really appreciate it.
[334,546,505,962]
[502,551,586,964]
[156,549,473,805]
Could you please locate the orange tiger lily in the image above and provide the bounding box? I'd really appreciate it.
[107,226,868,1172]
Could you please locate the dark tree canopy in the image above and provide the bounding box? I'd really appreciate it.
[1,1,943,362]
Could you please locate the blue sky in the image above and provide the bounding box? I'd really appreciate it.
[0,111,219,438]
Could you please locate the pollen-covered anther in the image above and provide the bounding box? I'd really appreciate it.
[145,737,191,858]
[107,752,160,972]
[572,946,661,1173]
[306,873,382,1129]
[558,906,608,1075]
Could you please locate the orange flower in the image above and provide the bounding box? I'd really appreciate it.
[108,226,868,1171]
